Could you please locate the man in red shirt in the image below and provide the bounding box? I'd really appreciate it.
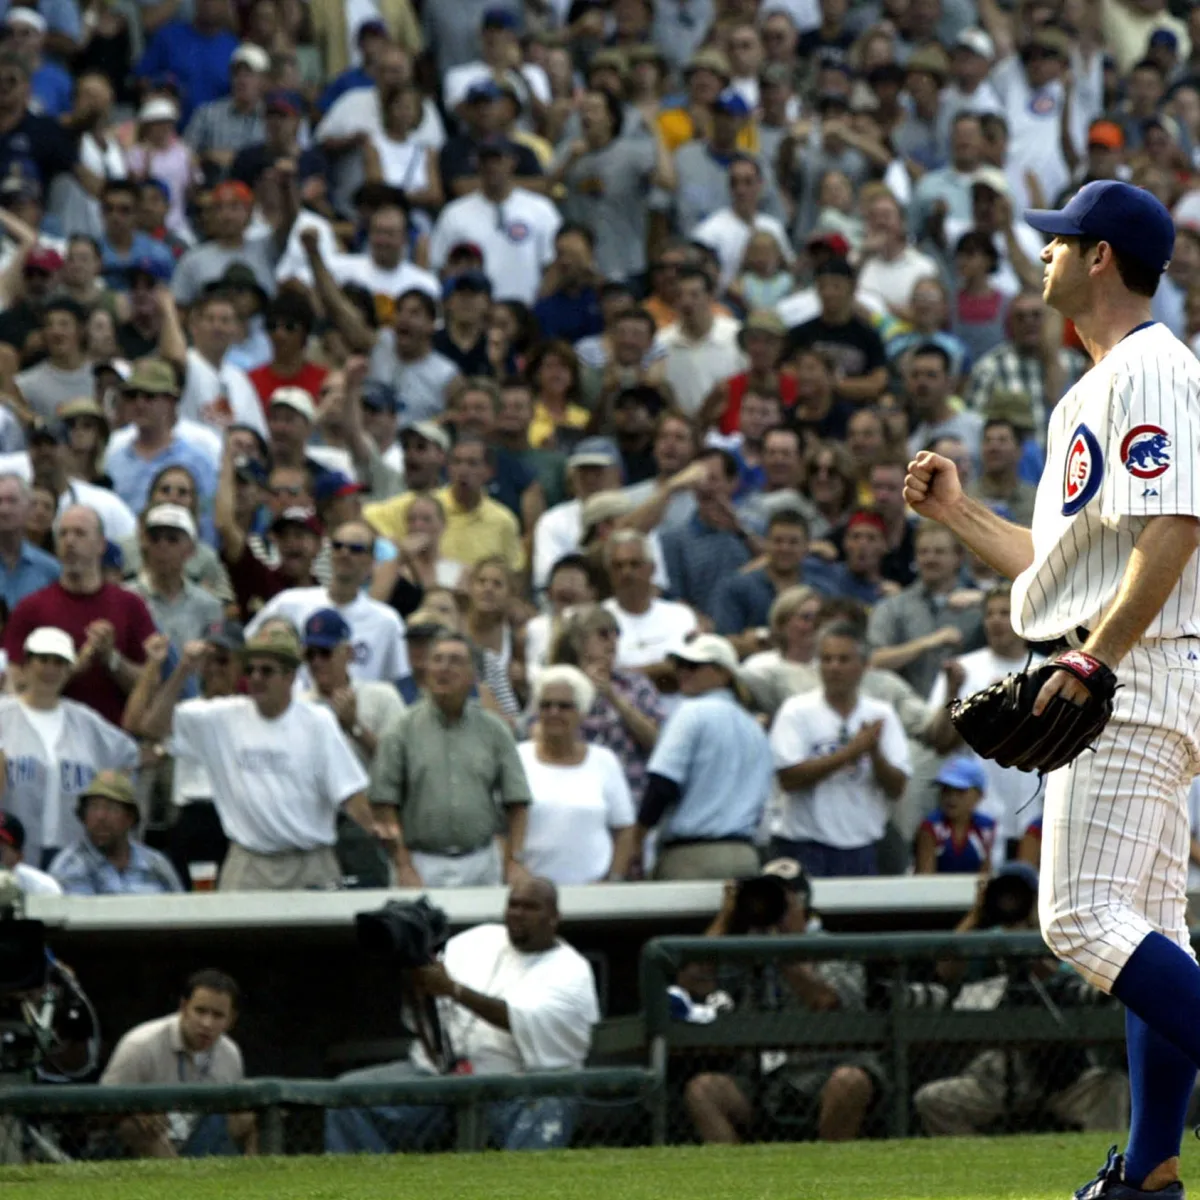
[248,289,327,409]
[4,506,155,724]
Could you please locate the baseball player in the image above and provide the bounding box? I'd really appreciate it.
[906,180,1200,1199]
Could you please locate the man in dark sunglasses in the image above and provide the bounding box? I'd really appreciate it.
[248,290,329,409]
[244,517,410,685]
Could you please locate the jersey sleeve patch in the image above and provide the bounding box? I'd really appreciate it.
[1062,422,1104,516]
[1120,423,1172,480]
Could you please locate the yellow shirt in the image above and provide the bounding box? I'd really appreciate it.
[363,486,524,572]
[657,107,760,154]
[528,401,590,450]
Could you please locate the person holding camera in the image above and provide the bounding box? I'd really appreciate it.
[769,620,911,877]
[325,877,600,1155]
[914,864,1128,1137]
[683,864,885,1145]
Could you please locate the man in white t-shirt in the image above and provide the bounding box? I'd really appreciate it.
[174,291,267,436]
[855,187,940,317]
[328,202,440,324]
[327,877,599,1154]
[152,626,379,891]
[925,586,1045,861]
[602,529,695,676]
[429,137,561,304]
[656,267,746,417]
[246,517,409,682]
[443,10,551,115]
[692,155,794,291]
[770,620,911,876]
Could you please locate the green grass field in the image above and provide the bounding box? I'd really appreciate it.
[0,1134,1147,1200]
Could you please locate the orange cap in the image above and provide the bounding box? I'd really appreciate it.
[1088,120,1124,151]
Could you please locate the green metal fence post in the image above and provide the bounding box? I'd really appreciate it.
[890,959,910,1139]
[259,1103,285,1155]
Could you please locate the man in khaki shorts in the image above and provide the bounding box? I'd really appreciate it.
[146,626,379,890]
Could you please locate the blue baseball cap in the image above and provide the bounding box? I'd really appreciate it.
[466,80,504,104]
[124,254,172,283]
[1149,28,1179,51]
[481,7,518,29]
[713,88,751,118]
[303,608,351,648]
[1023,180,1175,273]
[935,755,987,792]
[313,471,367,502]
[995,860,1039,889]
[443,269,492,299]
[360,380,399,413]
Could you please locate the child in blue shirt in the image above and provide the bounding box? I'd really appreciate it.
[915,756,996,875]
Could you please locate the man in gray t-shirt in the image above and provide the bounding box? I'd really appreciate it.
[15,298,94,423]
[560,96,671,282]
[367,293,457,424]
[171,182,279,307]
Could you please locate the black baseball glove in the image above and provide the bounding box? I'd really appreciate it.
[948,650,1117,774]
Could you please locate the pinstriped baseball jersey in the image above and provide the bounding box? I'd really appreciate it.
[1011,322,1200,642]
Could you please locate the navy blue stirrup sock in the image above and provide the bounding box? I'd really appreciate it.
[1122,1007,1195,1187]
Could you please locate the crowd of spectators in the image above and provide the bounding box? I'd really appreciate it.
[1,0,1200,895]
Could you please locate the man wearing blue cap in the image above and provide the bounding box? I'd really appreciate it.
[906,178,1200,1197]
[434,270,493,375]
[442,8,549,115]
[430,133,561,304]
[914,756,995,875]
[673,88,785,238]
[438,78,545,200]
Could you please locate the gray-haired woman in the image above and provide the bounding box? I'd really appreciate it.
[516,665,637,884]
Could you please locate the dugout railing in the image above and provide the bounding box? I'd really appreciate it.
[0,931,1158,1161]
[640,931,1135,1141]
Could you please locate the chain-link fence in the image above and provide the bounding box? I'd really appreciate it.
[640,931,1132,1145]
[0,1068,661,1162]
[0,931,1152,1162]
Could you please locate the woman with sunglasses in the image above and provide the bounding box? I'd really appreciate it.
[552,604,664,800]
[516,665,636,884]
[58,396,112,488]
[118,465,232,602]
[802,441,857,541]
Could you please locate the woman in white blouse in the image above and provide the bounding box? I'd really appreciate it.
[363,84,443,213]
[517,665,636,885]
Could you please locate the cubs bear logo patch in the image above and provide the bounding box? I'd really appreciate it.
[1120,424,1171,479]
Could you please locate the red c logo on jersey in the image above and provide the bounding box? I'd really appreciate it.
[1062,422,1103,516]
[1120,424,1172,479]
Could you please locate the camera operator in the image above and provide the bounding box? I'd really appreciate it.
[914,864,1127,1136]
[683,863,884,1145]
[100,969,256,1158]
[325,878,600,1155]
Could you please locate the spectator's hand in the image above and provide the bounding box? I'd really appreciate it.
[143,633,171,666]
[581,654,613,699]
[904,451,964,524]
[879,580,901,598]
[398,532,432,560]
[929,626,964,651]
[299,226,321,256]
[181,640,208,672]
[719,879,739,920]
[396,862,423,888]
[343,355,369,389]
[506,857,533,888]
[84,619,115,659]
[330,686,357,730]
[808,538,838,561]
[412,962,455,997]
[846,719,884,756]
[565,138,588,163]
[947,588,984,610]
[942,658,967,697]
[130,1113,169,1140]
[668,460,711,494]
